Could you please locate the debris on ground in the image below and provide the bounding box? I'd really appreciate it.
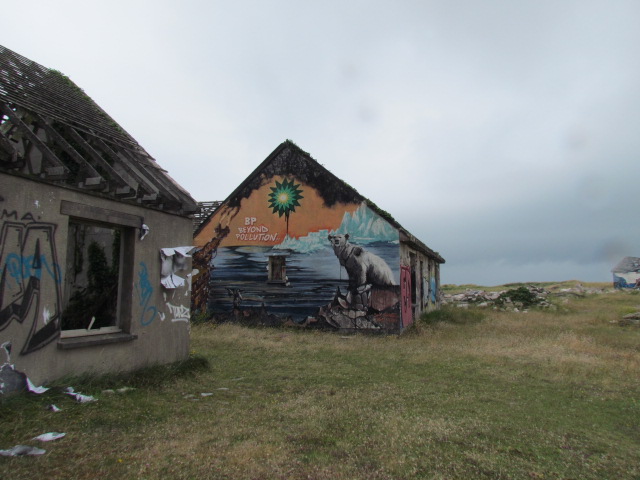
[33,432,66,442]
[64,386,97,403]
[0,445,46,456]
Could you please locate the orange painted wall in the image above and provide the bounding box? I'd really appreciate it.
[195,176,359,248]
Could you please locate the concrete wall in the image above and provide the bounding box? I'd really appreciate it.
[0,174,193,387]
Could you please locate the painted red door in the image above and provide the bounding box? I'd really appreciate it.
[400,265,412,328]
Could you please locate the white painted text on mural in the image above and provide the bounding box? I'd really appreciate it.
[236,217,278,242]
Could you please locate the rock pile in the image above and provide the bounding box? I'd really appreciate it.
[442,284,599,311]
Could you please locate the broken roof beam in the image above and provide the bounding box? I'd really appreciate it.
[116,149,187,209]
[63,126,136,197]
[0,102,69,179]
[32,113,105,190]
[93,138,159,201]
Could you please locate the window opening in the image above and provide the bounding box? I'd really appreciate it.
[61,221,122,333]
[267,254,288,284]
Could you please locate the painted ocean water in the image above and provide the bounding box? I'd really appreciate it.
[208,242,399,320]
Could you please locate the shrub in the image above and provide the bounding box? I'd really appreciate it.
[495,286,541,308]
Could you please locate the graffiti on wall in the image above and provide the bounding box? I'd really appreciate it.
[0,212,62,355]
[135,261,161,326]
[197,174,402,331]
[136,247,194,326]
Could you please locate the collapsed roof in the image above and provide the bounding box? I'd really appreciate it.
[0,45,196,215]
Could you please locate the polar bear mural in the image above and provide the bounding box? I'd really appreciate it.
[328,234,396,293]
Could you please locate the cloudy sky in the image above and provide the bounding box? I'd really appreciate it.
[4,1,639,285]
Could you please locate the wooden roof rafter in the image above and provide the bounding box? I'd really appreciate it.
[61,126,136,198]
[31,112,105,190]
[114,147,187,209]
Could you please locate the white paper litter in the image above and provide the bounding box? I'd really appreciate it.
[33,432,65,442]
[0,445,46,456]
[200,392,213,397]
[47,404,61,412]
[64,386,97,403]
[26,377,49,394]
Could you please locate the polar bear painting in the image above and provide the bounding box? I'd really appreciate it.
[328,234,396,292]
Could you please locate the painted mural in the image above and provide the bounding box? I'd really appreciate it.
[194,174,402,331]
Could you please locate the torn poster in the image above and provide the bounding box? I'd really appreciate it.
[160,246,195,289]
[140,223,150,241]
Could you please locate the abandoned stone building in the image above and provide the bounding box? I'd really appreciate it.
[0,45,197,392]
[193,140,445,333]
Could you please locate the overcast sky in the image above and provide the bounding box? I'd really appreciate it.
[4,0,639,285]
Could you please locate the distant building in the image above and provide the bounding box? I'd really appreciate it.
[193,140,445,332]
[0,45,197,392]
[611,257,640,289]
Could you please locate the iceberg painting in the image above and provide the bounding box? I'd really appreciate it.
[274,203,398,253]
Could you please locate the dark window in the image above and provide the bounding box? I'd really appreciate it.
[61,221,122,331]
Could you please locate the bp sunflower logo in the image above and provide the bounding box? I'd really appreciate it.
[267,178,304,235]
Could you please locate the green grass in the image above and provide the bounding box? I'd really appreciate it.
[1,289,639,479]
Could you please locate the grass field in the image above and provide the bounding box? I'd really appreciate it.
[1,285,639,479]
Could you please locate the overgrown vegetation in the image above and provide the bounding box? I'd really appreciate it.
[2,288,639,479]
